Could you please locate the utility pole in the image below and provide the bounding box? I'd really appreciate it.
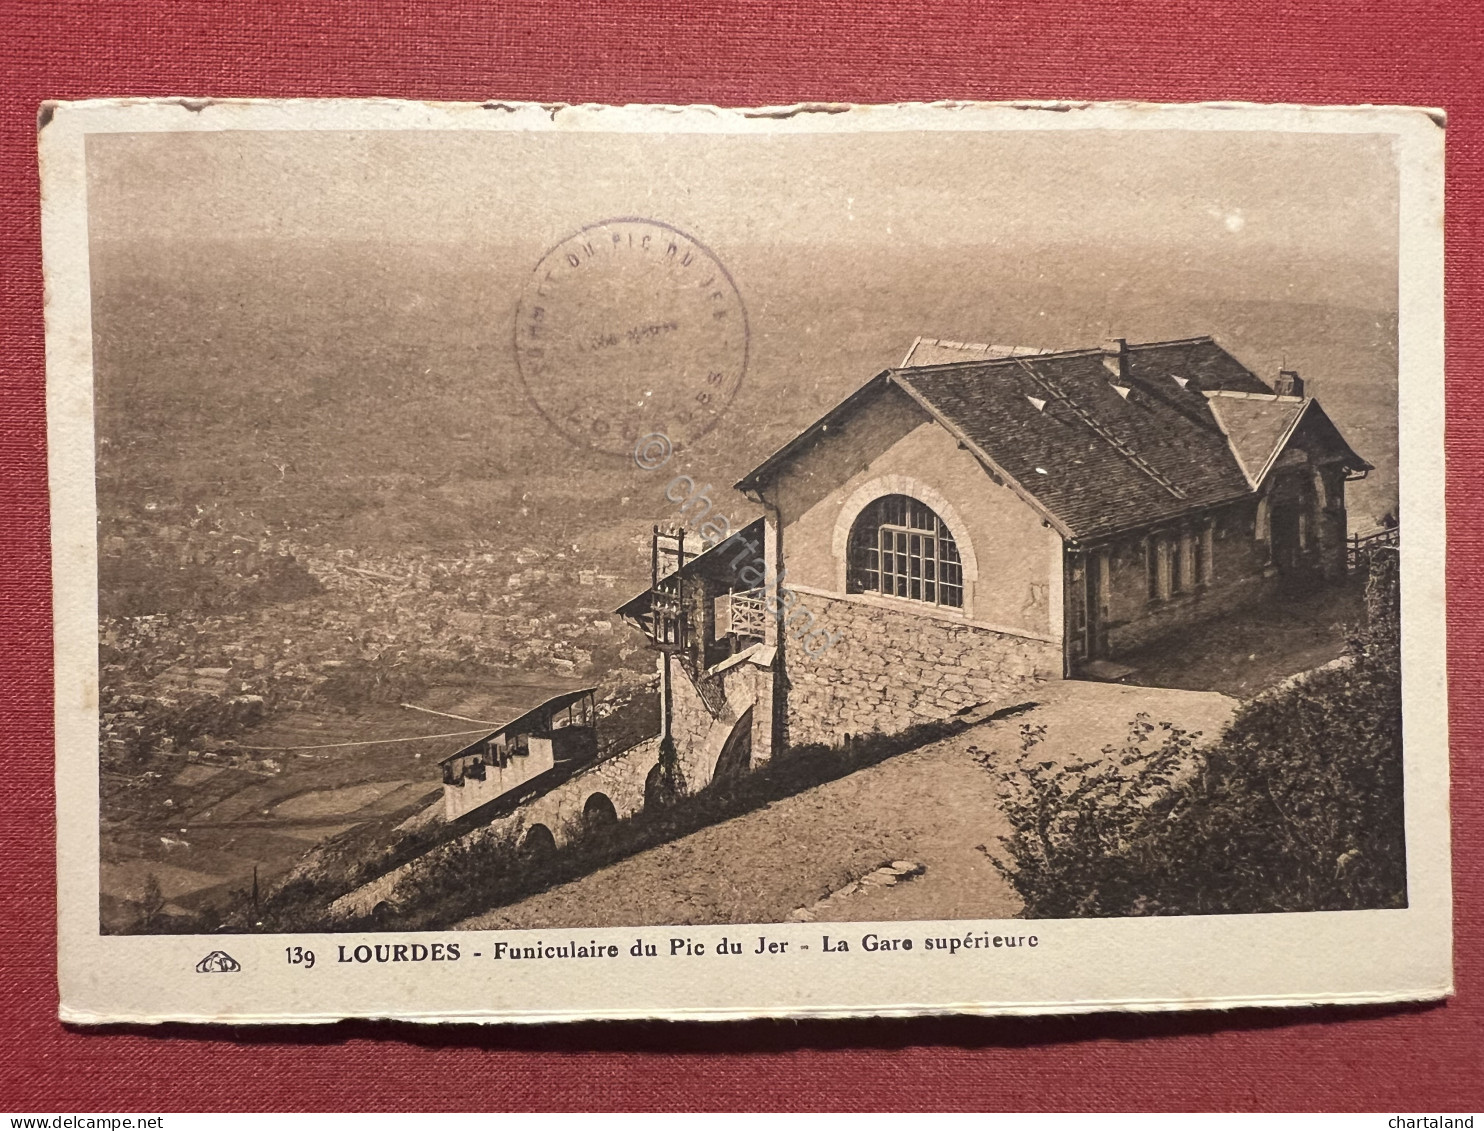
[651,526,672,747]
[646,524,689,804]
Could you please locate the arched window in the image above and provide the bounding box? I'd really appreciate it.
[847,494,964,608]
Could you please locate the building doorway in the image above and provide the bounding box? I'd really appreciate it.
[1270,500,1303,575]
[1065,550,1107,671]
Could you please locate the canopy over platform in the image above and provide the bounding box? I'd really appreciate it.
[438,687,598,766]
[615,516,767,623]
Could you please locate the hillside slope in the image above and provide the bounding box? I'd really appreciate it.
[457,681,1237,930]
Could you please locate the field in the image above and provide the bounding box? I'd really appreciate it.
[99,680,593,933]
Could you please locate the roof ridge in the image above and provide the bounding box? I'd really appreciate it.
[912,336,1052,352]
[1125,335,1215,349]
[892,347,1103,373]
[1204,389,1304,403]
[894,335,1222,374]
[901,337,1055,367]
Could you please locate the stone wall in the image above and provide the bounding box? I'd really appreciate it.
[666,649,775,788]
[782,590,1060,747]
[330,648,779,923]
[328,734,661,921]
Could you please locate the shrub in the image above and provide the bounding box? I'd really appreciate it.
[975,715,1201,918]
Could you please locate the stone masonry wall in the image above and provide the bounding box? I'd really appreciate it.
[783,591,1060,748]
[667,655,773,789]
[330,655,778,923]
[328,734,661,921]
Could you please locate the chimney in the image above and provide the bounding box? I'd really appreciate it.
[1101,337,1128,380]
[1274,368,1304,397]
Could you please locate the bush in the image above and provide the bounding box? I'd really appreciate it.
[983,552,1405,918]
[975,715,1202,917]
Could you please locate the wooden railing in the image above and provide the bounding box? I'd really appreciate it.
[728,587,768,641]
[1348,525,1399,572]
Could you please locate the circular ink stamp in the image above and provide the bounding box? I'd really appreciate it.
[513,218,749,456]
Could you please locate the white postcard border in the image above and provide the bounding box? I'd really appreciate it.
[41,98,1451,1024]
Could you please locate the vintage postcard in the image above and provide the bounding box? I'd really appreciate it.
[42,98,1450,1024]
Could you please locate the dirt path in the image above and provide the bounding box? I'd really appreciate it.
[457,680,1237,931]
[1118,580,1363,698]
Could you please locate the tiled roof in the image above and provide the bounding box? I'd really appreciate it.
[738,336,1369,543]
[1204,392,1310,488]
[615,517,768,620]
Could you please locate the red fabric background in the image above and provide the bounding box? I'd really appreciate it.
[2,0,1481,1111]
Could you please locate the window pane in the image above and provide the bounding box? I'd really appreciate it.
[848,494,966,608]
[847,524,879,594]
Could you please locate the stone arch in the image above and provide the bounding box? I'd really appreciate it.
[643,763,668,811]
[370,900,393,925]
[711,707,754,785]
[832,474,980,596]
[582,792,618,829]
[522,823,557,856]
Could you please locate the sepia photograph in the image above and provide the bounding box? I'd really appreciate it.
[43,99,1450,1023]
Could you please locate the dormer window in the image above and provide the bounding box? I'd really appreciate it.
[846,494,964,608]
